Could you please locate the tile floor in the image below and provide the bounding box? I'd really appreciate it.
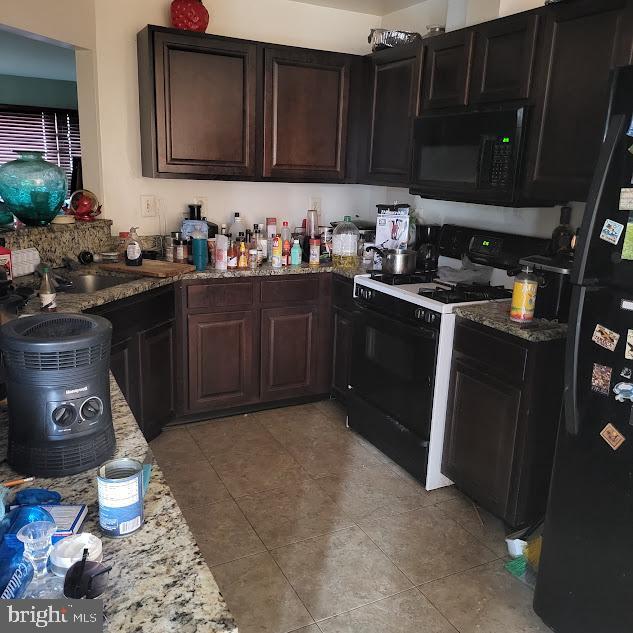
[151,400,549,633]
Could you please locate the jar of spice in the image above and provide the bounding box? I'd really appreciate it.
[248,249,258,270]
[174,239,187,263]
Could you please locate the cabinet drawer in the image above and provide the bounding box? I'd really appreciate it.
[187,280,256,310]
[453,320,527,384]
[261,276,320,304]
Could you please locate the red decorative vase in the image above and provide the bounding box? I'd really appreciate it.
[170,0,209,32]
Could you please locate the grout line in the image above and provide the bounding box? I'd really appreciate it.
[413,586,461,633]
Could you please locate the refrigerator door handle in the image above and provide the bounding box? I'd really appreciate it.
[572,114,627,286]
[565,285,585,435]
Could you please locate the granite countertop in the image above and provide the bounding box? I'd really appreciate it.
[19,262,367,315]
[454,301,568,342]
[0,377,238,633]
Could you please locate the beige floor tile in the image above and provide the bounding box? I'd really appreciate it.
[312,399,348,425]
[291,627,320,633]
[212,551,314,633]
[317,588,457,633]
[258,405,347,446]
[161,459,231,508]
[358,506,498,585]
[209,442,308,498]
[435,496,509,557]
[236,479,355,549]
[271,526,412,621]
[182,499,266,566]
[315,464,434,522]
[150,427,205,466]
[421,560,549,633]
[189,415,280,458]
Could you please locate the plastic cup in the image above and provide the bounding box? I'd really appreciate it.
[17,520,56,579]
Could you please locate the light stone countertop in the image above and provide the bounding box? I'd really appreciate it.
[19,262,366,315]
[0,377,238,633]
[454,301,568,342]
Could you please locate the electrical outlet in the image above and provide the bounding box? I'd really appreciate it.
[309,196,322,215]
[140,195,157,217]
[193,196,209,217]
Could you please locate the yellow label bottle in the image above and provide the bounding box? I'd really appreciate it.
[510,265,538,323]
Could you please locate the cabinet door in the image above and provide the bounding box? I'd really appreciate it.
[470,13,539,103]
[110,337,135,403]
[332,309,354,398]
[263,47,351,181]
[523,0,633,202]
[363,44,422,185]
[152,31,258,178]
[188,311,258,411]
[261,305,319,401]
[443,357,522,519]
[138,320,175,441]
[421,30,475,109]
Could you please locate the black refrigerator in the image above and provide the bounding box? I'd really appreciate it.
[533,65,633,633]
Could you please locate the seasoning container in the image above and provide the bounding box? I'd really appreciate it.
[510,264,538,323]
[248,249,258,270]
[173,239,187,263]
[309,238,320,267]
[117,232,129,261]
[272,235,282,269]
[266,217,277,261]
[125,227,143,267]
[238,238,248,269]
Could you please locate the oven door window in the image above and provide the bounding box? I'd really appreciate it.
[350,308,438,439]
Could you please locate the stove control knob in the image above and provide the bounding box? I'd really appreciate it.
[52,404,76,427]
[81,398,102,421]
[415,308,425,320]
[425,312,437,324]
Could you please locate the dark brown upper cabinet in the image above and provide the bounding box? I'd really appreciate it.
[422,30,475,110]
[522,0,633,202]
[138,28,258,179]
[263,47,351,182]
[470,13,539,104]
[359,42,423,186]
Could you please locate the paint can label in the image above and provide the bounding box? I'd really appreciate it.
[97,459,144,537]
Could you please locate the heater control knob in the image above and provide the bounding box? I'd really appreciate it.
[81,398,102,421]
[52,404,76,427]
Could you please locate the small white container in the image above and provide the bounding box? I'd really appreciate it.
[49,533,103,576]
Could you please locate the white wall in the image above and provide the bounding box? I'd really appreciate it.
[381,0,448,32]
[92,0,386,234]
[499,0,542,16]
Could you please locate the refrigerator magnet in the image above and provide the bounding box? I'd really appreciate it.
[621,367,632,379]
[600,423,626,450]
[620,188,633,211]
[627,330,633,360]
[592,324,620,351]
[591,364,612,395]
[600,219,625,245]
[614,382,633,402]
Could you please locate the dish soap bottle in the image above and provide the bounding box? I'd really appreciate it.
[510,264,538,323]
[125,227,143,266]
[39,265,57,312]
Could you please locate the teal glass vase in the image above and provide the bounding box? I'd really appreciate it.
[0,151,67,226]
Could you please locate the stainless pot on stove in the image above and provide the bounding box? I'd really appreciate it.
[366,247,417,275]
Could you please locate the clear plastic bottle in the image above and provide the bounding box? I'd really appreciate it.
[332,216,360,269]
[510,264,538,323]
[291,239,302,266]
[229,212,245,240]
[125,227,143,267]
[39,265,57,311]
[281,222,292,266]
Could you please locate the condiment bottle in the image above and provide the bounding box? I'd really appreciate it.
[266,218,277,261]
[291,239,301,266]
[215,235,228,271]
[238,236,248,269]
[281,221,292,266]
[309,238,320,267]
[272,235,282,269]
[125,227,143,267]
[39,265,57,311]
[248,249,258,270]
[510,264,538,323]
[227,236,238,270]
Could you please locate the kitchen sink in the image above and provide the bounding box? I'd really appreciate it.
[61,273,142,294]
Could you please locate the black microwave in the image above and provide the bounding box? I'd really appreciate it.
[409,106,527,206]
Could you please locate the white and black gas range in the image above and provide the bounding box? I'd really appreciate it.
[348,224,548,491]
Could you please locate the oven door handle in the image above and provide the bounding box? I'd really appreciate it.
[353,301,439,340]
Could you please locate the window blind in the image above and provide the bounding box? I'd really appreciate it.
[0,108,82,189]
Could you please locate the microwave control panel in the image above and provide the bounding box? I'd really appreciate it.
[480,136,514,189]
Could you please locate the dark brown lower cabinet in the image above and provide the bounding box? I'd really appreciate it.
[261,305,319,401]
[86,285,176,441]
[176,274,332,419]
[187,310,258,411]
[442,318,565,528]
